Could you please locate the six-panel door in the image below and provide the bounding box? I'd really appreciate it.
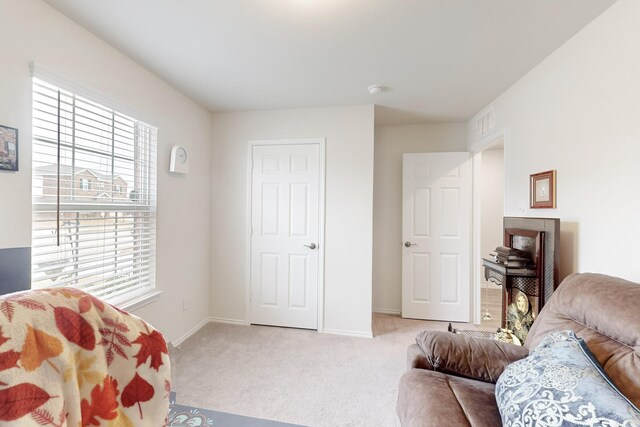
[250,143,320,329]
[402,152,472,322]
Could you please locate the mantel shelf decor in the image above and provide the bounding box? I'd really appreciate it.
[482,217,560,344]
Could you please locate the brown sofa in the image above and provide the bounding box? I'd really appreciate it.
[396,273,640,426]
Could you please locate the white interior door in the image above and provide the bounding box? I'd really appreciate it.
[402,152,472,322]
[250,142,320,329]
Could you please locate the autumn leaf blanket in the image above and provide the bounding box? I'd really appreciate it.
[0,288,171,426]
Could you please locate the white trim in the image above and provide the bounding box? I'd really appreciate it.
[245,138,326,332]
[30,61,157,127]
[470,128,509,325]
[469,126,506,153]
[322,328,374,339]
[170,317,209,348]
[472,152,482,325]
[245,145,252,329]
[115,290,162,312]
[209,316,250,326]
[373,307,401,315]
[318,140,326,333]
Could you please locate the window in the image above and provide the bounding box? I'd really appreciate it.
[31,77,157,306]
[114,184,121,194]
[80,178,89,191]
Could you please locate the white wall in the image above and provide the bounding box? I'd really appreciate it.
[210,106,375,337]
[0,0,211,343]
[467,0,640,282]
[479,147,504,287]
[373,123,467,313]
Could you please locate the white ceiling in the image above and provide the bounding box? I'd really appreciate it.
[44,0,616,125]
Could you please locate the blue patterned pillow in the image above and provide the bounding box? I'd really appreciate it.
[495,330,640,426]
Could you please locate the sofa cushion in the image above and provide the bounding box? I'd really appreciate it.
[397,369,501,427]
[496,330,640,426]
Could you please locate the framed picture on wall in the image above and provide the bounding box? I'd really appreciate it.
[530,170,556,208]
[0,125,18,172]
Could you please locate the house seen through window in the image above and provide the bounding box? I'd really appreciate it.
[31,77,157,306]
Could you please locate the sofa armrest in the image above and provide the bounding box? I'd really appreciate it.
[415,331,529,383]
[407,343,435,370]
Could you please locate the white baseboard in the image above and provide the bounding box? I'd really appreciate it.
[170,316,249,347]
[373,307,401,315]
[322,328,373,339]
[208,316,249,326]
[170,317,209,347]
[172,317,373,345]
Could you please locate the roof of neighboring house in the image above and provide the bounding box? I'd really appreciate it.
[34,165,127,183]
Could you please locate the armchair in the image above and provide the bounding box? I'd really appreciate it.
[397,273,640,426]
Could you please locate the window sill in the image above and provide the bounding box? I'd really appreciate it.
[116,289,163,312]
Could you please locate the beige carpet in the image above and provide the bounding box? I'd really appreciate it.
[170,314,476,427]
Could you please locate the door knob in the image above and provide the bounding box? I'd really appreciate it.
[404,241,417,248]
[304,243,317,250]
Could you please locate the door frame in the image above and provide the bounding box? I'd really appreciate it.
[470,128,509,324]
[245,138,326,331]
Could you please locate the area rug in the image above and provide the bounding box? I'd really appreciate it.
[168,393,304,427]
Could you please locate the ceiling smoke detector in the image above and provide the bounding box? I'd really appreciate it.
[367,84,384,95]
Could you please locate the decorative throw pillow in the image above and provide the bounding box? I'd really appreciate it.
[495,330,640,426]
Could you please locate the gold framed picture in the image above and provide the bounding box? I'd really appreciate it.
[530,170,556,209]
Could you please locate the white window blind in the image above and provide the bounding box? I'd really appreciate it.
[31,77,157,306]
